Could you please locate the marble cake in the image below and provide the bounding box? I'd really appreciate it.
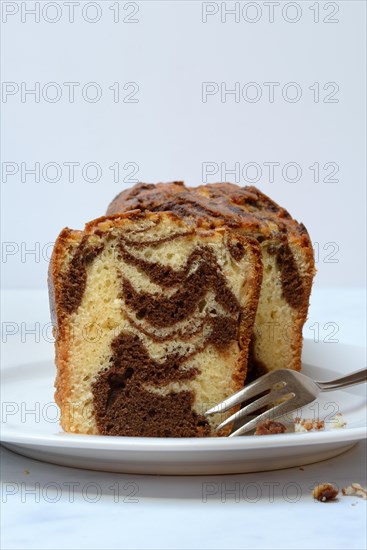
[49,211,262,436]
[107,182,315,380]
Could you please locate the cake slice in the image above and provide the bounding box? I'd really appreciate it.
[49,211,262,436]
[108,182,315,379]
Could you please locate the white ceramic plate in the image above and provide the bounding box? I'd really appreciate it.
[1,340,366,475]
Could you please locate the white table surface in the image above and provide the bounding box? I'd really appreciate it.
[1,288,366,550]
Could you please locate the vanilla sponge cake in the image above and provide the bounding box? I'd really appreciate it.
[49,211,262,436]
[108,182,316,379]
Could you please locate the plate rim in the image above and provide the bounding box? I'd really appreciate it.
[1,425,366,451]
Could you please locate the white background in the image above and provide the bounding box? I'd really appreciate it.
[1,0,366,290]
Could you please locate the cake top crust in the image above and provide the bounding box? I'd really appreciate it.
[107,182,311,245]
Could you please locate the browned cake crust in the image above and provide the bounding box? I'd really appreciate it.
[49,210,263,436]
[107,182,315,377]
[108,181,302,236]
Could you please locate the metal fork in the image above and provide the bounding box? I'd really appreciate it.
[205,368,367,437]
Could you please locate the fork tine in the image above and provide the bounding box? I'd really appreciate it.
[228,396,297,437]
[216,386,290,432]
[205,371,281,415]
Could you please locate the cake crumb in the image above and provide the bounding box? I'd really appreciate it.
[312,483,339,502]
[294,417,325,432]
[23,469,30,475]
[330,413,346,429]
[255,419,287,435]
[342,483,367,500]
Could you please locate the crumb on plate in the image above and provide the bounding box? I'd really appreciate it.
[255,419,287,435]
[329,413,347,429]
[294,417,325,432]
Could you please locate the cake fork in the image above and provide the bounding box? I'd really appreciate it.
[205,368,367,437]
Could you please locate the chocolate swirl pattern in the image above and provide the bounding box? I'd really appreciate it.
[107,182,315,384]
[92,239,244,436]
[50,212,262,437]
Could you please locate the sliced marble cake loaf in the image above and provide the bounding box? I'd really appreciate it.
[49,211,262,436]
[108,182,315,380]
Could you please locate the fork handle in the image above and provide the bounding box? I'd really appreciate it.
[317,368,367,392]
